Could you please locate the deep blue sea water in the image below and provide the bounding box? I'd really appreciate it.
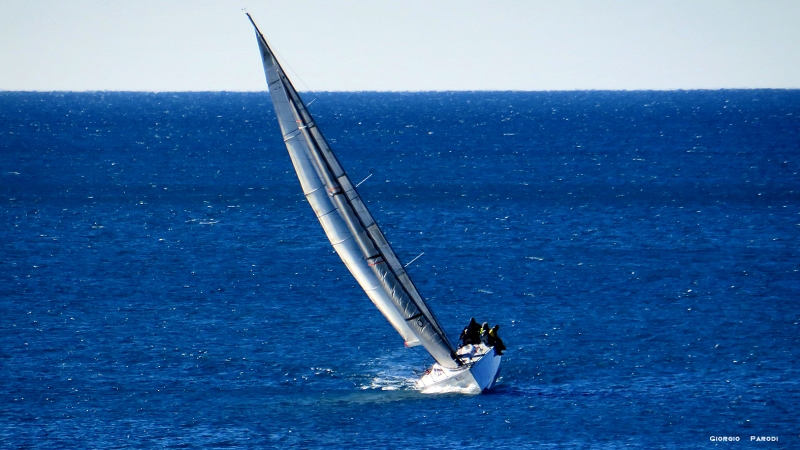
[1,90,798,448]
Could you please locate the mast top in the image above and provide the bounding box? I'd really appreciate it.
[246,13,266,39]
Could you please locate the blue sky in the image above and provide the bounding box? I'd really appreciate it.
[1,0,798,91]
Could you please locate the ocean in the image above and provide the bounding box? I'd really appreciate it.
[1,90,798,448]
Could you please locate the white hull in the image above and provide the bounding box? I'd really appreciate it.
[416,344,502,394]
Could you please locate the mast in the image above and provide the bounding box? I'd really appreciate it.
[247,14,462,369]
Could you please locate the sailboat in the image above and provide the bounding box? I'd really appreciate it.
[247,14,501,393]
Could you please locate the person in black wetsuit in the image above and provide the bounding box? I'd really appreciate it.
[459,317,482,346]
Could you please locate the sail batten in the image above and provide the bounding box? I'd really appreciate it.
[248,14,461,368]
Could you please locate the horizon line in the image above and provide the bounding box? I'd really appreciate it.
[2,88,799,94]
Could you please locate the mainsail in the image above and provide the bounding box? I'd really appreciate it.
[248,14,462,369]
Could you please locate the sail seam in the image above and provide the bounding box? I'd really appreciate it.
[315,208,338,219]
[330,235,353,246]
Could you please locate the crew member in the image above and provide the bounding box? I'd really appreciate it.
[460,317,482,346]
[480,322,490,345]
[488,324,506,355]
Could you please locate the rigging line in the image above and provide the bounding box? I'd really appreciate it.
[410,345,435,369]
[247,13,315,94]
[404,252,425,268]
[269,49,314,94]
[355,173,373,188]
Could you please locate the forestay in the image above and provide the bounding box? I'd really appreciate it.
[248,14,462,369]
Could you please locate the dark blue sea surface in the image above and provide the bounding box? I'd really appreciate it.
[1,90,798,448]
